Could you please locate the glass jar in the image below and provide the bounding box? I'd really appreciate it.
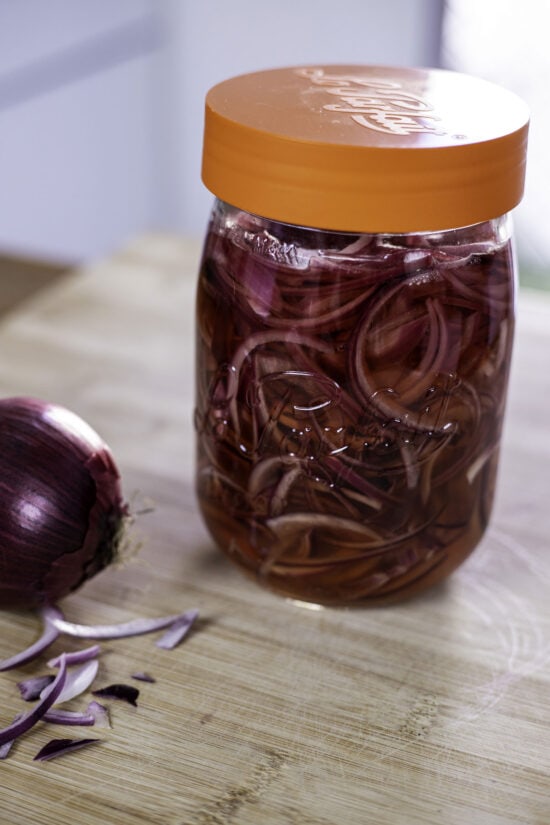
[195,65,529,605]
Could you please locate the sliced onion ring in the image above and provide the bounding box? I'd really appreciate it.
[40,604,195,640]
[45,659,99,705]
[0,654,67,747]
[48,644,101,668]
[43,709,96,726]
[1,603,199,675]
[0,713,24,759]
[0,615,60,672]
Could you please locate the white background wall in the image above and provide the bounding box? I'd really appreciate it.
[0,0,444,263]
[442,0,549,274]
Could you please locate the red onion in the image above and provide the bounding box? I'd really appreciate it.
[0,397,127,610]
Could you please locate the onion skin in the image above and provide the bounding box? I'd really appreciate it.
[0,397,127,610]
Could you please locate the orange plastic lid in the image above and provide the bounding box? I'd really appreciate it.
[202,65,529,233]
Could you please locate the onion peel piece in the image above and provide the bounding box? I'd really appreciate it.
[87,700,111,728]
[155,608,199,650]
[92,684,139,707]
[33,737,100,762]
[17,675,55,701]
[0,713,24,759]
[0,741,14,759]
[131,672,156,683]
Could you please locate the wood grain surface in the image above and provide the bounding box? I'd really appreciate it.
[0,235,548,825]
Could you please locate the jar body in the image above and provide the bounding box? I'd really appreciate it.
[194,200,516,605]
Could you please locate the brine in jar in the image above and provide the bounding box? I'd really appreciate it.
[195,203,516,603]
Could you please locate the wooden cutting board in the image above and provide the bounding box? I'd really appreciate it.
[0,235,548,825]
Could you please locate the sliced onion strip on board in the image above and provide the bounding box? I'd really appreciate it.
[41,604,196,641]
[155,608,199,650]
[0,654,67,747]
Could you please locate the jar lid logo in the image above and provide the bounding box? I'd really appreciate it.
[296,67,446,137]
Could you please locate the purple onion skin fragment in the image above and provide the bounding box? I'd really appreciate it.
[87,701,111,728]
[33,737,99,762]
[92,684,139,707]
[0,740,15,759]
[131,672,156,683]
[155,608,198,650]
[194,202,516,604]
[17,675,55,701]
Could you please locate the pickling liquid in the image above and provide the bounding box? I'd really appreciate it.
[194,202,515,604]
